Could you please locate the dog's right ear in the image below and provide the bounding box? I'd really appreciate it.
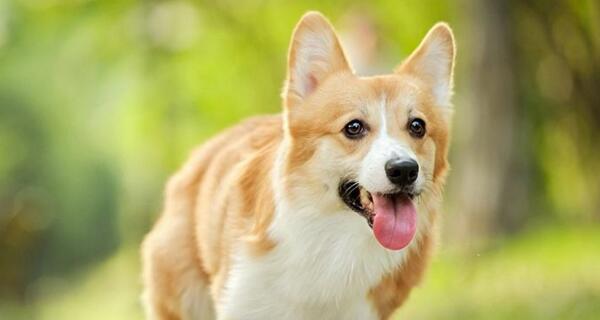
[283,12,352,109]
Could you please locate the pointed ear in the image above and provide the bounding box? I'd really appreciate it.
[283,12,352,108]
[396,23,456,108]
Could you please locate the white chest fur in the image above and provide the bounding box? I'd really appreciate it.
[219,197,412,320]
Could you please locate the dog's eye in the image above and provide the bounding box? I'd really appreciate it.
[343,120,365,139]
[408,118,426,138]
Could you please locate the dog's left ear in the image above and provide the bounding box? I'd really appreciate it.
[396,23,456,108]
[284,12,352,109]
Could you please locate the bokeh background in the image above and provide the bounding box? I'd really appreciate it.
[1,0,599,319]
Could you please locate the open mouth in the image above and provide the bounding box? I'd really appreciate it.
[338,180,376,227]
[338,180,419,250]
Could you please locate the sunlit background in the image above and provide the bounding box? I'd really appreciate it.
[1,0,599,319]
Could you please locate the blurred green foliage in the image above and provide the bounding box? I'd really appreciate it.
[0,0,598,319]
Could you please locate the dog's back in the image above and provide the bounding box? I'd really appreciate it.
[141,115,282,319]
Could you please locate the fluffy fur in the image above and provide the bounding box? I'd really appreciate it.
[142,11,455,320]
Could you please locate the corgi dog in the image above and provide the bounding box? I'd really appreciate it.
[142,11,455,320]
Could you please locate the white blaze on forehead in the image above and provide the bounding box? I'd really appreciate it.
[358,96,418,194]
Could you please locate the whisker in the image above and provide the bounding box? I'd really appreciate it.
[341,181,360,197]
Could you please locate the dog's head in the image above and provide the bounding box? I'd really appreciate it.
[279,12,455,250]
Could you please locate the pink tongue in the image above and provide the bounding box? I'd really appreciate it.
[372,195,417,250]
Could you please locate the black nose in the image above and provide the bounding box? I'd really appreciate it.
[385,158,419,187]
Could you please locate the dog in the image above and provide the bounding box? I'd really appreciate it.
[141,11,455,320]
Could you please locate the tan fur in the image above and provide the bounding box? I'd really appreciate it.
[142,11,454,320]
[142,116,282,318]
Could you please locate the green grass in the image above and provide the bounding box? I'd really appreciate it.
[395,225,600,319]
[35,247,144,320]
[3,225,599,319]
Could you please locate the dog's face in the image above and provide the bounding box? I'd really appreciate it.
[281,12,455,250]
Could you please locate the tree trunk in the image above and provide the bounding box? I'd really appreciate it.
[446,0,529,245]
